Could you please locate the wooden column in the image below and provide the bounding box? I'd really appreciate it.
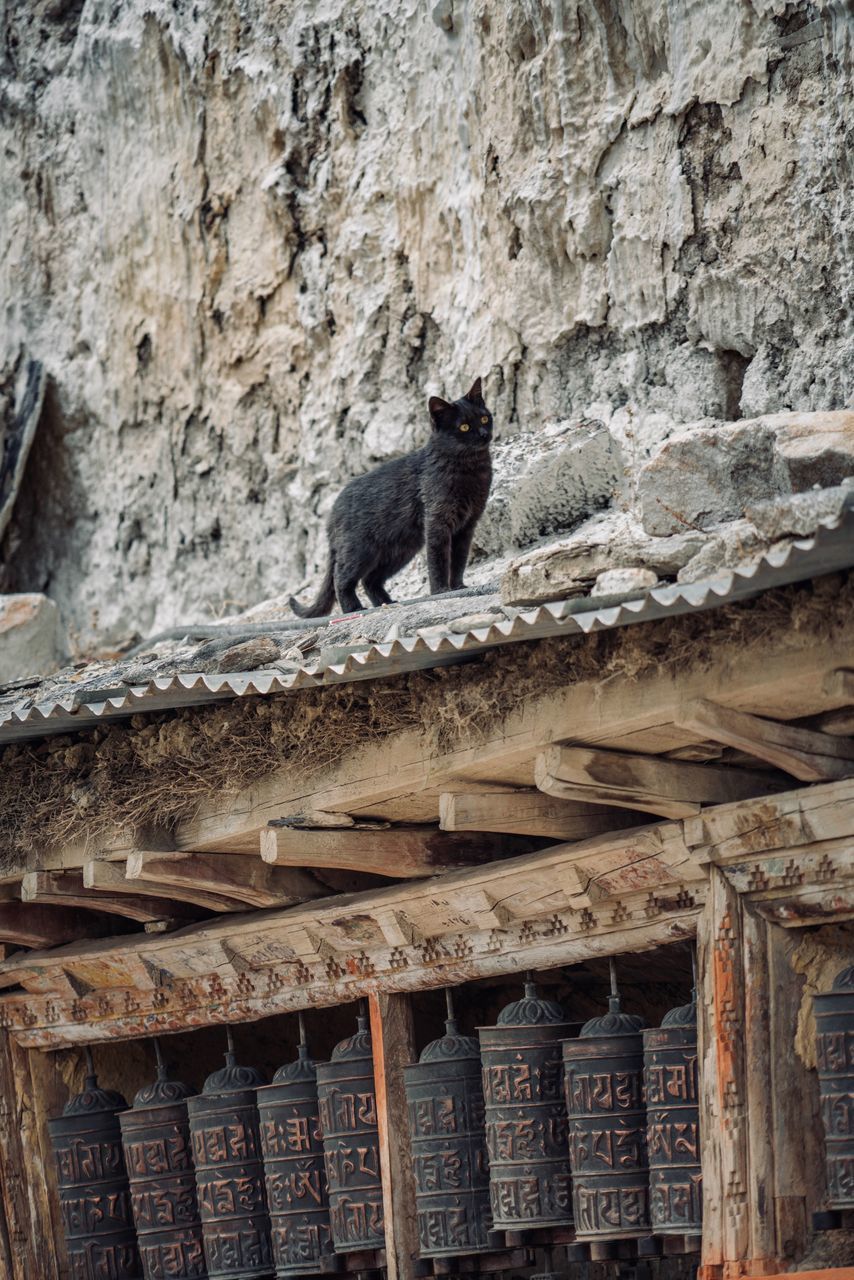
[0,1033,64,1280]
[698,868,826,1279]
[368,991,419,1280]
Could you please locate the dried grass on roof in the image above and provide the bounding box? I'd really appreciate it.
[0,572,849,868]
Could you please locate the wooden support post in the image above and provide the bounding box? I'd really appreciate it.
[698,868,828,1279]
[369,992,419,1280]
[0,1034,63,1280]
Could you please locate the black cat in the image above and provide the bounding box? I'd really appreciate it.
[289,378,493,617]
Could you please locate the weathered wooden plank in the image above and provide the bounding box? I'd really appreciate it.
[751,884,854,928]
[25,1046,70,1279]
[21,870,200,925]
[84,858,246,914]
[369,993,419,1280]
[0,1034,61,1280]
[676,698,854,782]
[742,903,776,1269]
[683,776,854,863]
[125,851,326,909]
[536,745,783,819]
[438,788,648,839]
[260,824,541,877]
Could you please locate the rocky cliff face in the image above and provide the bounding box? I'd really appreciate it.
[0,0,851,649]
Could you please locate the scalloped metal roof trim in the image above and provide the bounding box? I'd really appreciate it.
[2,506,852,745]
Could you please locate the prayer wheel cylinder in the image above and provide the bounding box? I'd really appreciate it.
[187,1040,273,1279]
[404,1006,492,1256]
[257,1040,334,1277]
[119,1048,207,1279]
[316,1014,384,1252]
[643,997,702,1237]
[48,1055,142,1280]
[815,963,854,1210]
[563,995,651,1242]
[478,980,574,1230]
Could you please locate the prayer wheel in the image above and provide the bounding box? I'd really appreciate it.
[119,1040,207,1279]
[643,995,702,1237]
[187,1031,273,1279]
[563,972,650,1242]
[257,1017,334,1277]
[404,990,492,1257]
[478,978,574,1230]
[316,1012,384,1252]
[48,1048,142,1280]
[814,962,854,1210]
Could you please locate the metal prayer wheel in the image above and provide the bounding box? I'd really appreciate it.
[47,1048,142,1280]
[478,978,574,1230]
[257,1017,334,1277]
[563,972,650,1242]
[187,1031,274,1279]
[119,1040,208,1279]
[404,990,492,1257]
[643,995,702,1237]
[316,1012,384,1252]
[815,962,854,1209]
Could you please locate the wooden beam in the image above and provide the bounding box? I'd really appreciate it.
[21,871,203,925]
[83,858,247,914]
[676,699,854,782]
[260,825,541,878]
[535,745,783,819]
[369,993,418,1280]
[683,775,854,863]
[438,788,647,839]
[125,851,327,910]
[0,904,118,949]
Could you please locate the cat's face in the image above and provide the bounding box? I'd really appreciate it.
[428,377,493,446]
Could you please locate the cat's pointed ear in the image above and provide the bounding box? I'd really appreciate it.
[429,396,451,425]
[465,377,484,404]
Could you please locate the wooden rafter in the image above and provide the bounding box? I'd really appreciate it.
[676,698,854,782]
[438,788,647,838]
[0,904,116,950]
[20,871,202,926]
[260,824,541,877]
[84,858,247,914]
[535,745,783,819]
[125,851,327,910]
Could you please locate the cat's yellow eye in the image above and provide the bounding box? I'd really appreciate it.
[481,416,488,424]
[459,423,470,432]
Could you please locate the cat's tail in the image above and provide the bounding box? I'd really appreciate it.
[289,560,336,618]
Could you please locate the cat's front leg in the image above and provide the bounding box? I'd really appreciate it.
[426,522,452,594]
[449,520,477,590]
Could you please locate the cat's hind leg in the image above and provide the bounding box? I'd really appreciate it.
[334,559,366,614]
[363,569,394,608]
[449,519,477,590]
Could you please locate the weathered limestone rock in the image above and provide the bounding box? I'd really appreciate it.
[591,567,658,598]
[745,481,854,540]
[0,594,65,683]
[676,520,766,584]
[638,412,854,537]
[0,3,850,647]
[501,512,706,607]
[474,421,619,558]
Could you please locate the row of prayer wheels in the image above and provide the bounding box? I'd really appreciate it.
[46,958,853,1279]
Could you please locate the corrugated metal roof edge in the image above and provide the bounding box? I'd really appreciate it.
[2,504,853,745]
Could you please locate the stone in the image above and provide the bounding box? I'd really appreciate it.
[0,4,850,648]
[675,519,766,584]
[767,411,854,490]
[0,594,66,684]
[591,568,658,598]
[637,419,786,537]
[215,635,283,673]
[501,512,707,607]
[474,420,620,559]
[744,481,854,540]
